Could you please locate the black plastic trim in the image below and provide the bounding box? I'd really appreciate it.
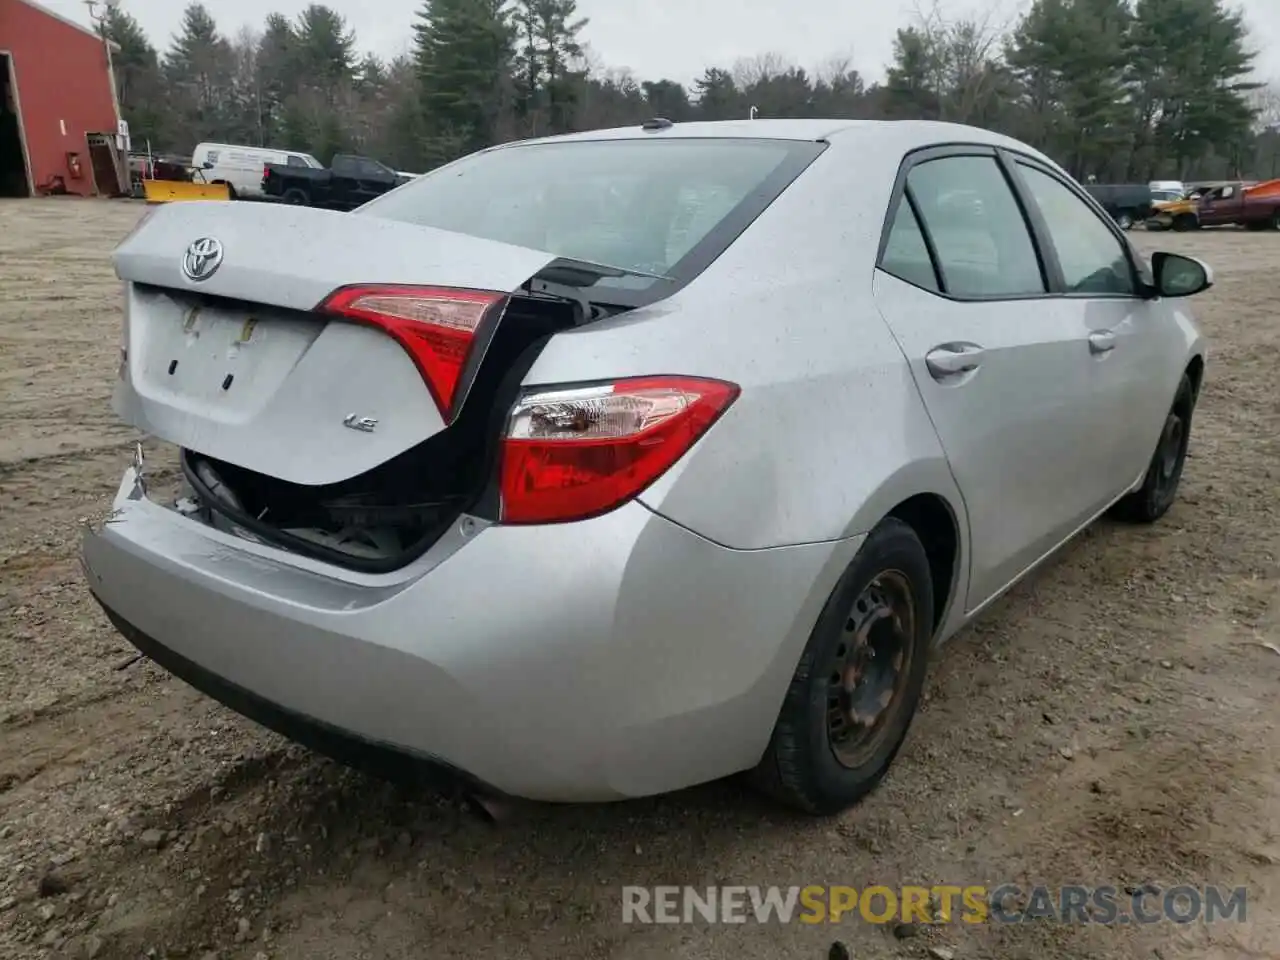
[993,148,1063,292]
[92,594,504,797]
[469,328,558,521]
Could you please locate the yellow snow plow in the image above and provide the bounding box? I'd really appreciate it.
[142,165,229,204]
[143,179,230,203]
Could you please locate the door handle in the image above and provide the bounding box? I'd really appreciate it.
[925,343,985,379]
[1088,331,1117,355]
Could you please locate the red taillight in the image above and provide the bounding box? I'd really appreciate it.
[499,376,739,524]
[319,284,507,420]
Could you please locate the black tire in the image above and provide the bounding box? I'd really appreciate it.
[752,518,934,815]
[221,183,237,200]
[1172,214,1197,232]
[1110,373,1195,524]
[1271,209,1280,231]
[1116,211,1134,230]
[282,188,309,205]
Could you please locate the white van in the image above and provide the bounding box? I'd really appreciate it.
[190,143,323,200]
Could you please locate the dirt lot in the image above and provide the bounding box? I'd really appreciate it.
[1,197,1278,960]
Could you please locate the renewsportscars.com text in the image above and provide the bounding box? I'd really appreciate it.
[621,884,1248,925]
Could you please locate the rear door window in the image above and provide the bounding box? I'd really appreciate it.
[906,156,1046,298]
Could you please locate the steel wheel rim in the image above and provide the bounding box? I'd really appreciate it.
[1157,412,1184,486]
[827,570,916,770]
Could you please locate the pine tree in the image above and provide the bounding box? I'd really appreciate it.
[164,3,236,150]
[1006,0,1135,179]
[254,13,297,146]
[99,2,167,147]
[1128,0,1258,178]
[693,68,741,121]
[293,4,357,102]
[512,0,587,134]
[414,0,516,163]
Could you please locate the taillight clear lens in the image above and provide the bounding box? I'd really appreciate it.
[499,376,739,524]
[319,284,507,420]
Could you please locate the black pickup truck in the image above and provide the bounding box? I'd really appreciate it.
[261,154,413,210]
[1082,184,1155,230]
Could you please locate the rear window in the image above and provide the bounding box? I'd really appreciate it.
[357,137,824,304]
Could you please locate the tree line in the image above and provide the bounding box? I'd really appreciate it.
[99,0,1280,183]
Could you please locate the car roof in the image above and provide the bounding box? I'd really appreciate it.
[491,118,1056,168]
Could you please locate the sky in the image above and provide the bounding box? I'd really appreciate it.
[37,0,1280,88]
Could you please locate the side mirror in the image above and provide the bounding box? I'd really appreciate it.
[1151,251,1213,298]
[202,161,214,170]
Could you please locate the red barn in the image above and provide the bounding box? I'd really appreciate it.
[0,0,125,197]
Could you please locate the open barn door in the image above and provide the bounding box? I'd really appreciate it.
[0,53,33,197]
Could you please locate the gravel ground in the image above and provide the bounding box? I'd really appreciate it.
[1,197,1277,960]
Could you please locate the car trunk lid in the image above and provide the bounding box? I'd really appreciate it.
[111,201,561,486]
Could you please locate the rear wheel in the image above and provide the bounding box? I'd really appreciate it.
[1116,211,1134,230]
[283,188,309,205]
[752,518,933,815]
[1172,214,1197,232]
[1110,373,1195,524]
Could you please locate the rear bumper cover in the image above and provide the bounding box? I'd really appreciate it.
[95,598,493,794]
[82,464,859,802]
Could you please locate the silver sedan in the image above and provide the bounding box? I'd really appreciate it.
[83,119,1208,814]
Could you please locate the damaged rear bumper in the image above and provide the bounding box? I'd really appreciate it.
[93,597,497,797]
[82,463,858,802]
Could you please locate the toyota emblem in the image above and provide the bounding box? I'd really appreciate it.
[182,237,224,282]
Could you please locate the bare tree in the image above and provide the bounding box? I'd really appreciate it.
[909,0,1010,124]
[1250,81,1280,131]
[731,52,793,90]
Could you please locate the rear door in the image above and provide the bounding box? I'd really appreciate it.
[326,156,365,208]
[352,157,398,203]
[872,147,1124,610]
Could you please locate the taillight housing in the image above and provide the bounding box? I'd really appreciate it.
[499,376,739,524]
[319,284,507,421]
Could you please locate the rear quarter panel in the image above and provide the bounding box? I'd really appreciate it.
[521,140,966,553]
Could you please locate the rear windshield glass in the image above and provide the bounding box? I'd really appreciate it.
[356,137,823,303]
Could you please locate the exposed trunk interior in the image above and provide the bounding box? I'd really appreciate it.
[177,292,592,573]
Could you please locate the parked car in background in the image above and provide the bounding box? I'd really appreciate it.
[261,154,412,210]
[1146,181,1257,231]
[190,143,323,200]
[87,119,1209,816]
[1195,178,1280,230]
[1082,183,1154,229]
